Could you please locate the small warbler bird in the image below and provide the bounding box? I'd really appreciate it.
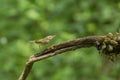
[30,35,55,45]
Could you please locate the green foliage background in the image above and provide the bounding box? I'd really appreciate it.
[0,0,120,80]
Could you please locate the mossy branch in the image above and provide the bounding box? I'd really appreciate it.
[18,33,120,80]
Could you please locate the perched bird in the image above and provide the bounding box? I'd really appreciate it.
[30,35,55,45]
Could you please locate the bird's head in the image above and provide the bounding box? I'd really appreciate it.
[46,35,56,40]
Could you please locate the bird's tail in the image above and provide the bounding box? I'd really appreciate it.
[29,40,35,43]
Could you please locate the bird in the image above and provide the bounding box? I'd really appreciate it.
[29,35,55,45]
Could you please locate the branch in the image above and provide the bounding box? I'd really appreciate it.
[18,34,120,80]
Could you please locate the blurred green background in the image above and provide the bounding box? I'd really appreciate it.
[0,0,120,80]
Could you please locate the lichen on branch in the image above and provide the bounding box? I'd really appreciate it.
[18,33,120,80]
[96,32,120,61]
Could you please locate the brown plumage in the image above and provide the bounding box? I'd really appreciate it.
[30,35,55,45]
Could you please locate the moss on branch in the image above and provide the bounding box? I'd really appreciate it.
[18,32,120,80]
